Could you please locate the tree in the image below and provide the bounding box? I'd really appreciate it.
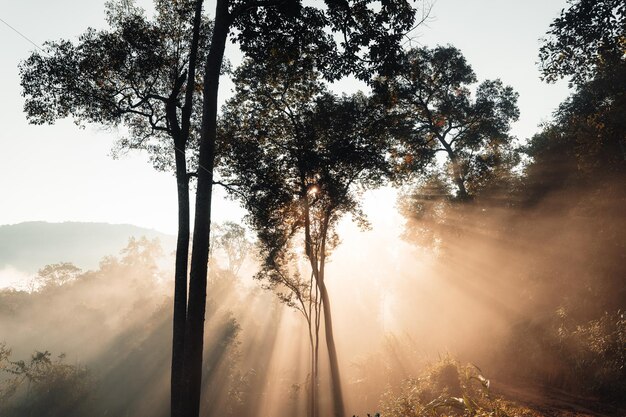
[19,1,209,415]
[22,1,424,416]
[539,0,625,86]
[0,346,93,417]
[210,222,252,276]
[530,0,626,194]
[525,62,626,196]
[218,53,395,417]
[184,2,422,417]
[374,46,520,201]
[34,263,82,289]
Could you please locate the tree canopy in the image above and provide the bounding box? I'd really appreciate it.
[217,51,399,417]
[539,0,626,85]
[19,0,211,171]
[374,45,519,200]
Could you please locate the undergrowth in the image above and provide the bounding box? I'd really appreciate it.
[378,356,538,417]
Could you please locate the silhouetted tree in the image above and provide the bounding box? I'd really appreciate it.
[218,52,396,416]
[539,0,625,86]
[525,62,626,197]
[530,0,626,193]
[19,2,209,413]
[374,46,520,201]
[34,263,82,289]
[0,346,93,417]
[22,1,424,416]
[184,2,421,417]
[211,222,252,276]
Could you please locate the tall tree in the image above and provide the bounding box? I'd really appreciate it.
[22,1,423,416]
[218,54,395,417]
[184,2,420,417]
[531,0,626,190]
[19,1,210,415]
[374,46,520,201]
[539,0,625,86]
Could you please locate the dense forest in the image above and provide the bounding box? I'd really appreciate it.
[1,0,624,416]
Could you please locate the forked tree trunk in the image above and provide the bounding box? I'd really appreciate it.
[181,1,230,416]
[318,271,345,417]
[304,203,345,417]
[171,2,204,416]
[440,140,470,200]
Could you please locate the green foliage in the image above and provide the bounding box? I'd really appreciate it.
[19,0,211,172]
[379,357,537,417]
[218,53,395,307]
[0,345,93,417]
[375,45,520,201]
[505,309,626,401]
[539,0,626,85]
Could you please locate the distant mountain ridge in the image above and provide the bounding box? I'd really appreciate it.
[0,221,175,273]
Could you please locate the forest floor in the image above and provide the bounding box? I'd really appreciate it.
[493,380,626,417]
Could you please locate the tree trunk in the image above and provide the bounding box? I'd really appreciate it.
[444,146,470,200]
[307,316,319,417]
[314,288,321,417]
[171,2,203,416]
[171,151,190,417]
[317,213,345,417]
[318,277,345,417]
[181,1,230,416]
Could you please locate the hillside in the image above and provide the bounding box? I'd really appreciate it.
[0,221,175,274]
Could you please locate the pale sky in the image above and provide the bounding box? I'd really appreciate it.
[0,0,570,235]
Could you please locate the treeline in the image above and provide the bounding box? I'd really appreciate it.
[397,0,626,403]
[13,0,626,415]
[0,230,295,417]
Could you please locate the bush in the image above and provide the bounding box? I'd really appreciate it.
[379,356,537,417]
[504,309,626,401]
[0,345,93,417]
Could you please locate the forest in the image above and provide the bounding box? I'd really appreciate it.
[1,0,625,416]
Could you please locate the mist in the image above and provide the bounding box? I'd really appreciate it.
[1,172,623,417]
[2,0,624,415]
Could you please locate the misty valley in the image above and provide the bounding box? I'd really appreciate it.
[1,0,625,416]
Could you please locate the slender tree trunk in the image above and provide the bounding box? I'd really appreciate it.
[314,286,321,417]
[317,212,345,417]
[438,136,470,200]
[303,194,343,417]
[318,275,345,417]
[307,272,319,417]
[181,1,230,416]
[171,152,190,417]
[445,147,469,199]
[307,317,318,417]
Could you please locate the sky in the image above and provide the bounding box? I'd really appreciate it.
[0,0,570,235]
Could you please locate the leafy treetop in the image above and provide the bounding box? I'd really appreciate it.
[539,0,626,85]
[373,45,519,200]
[20,0,212,172]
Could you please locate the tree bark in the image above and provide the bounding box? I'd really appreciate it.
[181,1,230,416]
[439,139,469,200]
[318,262,345,417]
[171,3,204,416]
[304,201,345,417]
[171,149,190,417]
[449,154,469,200]
[319,212,346,417]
